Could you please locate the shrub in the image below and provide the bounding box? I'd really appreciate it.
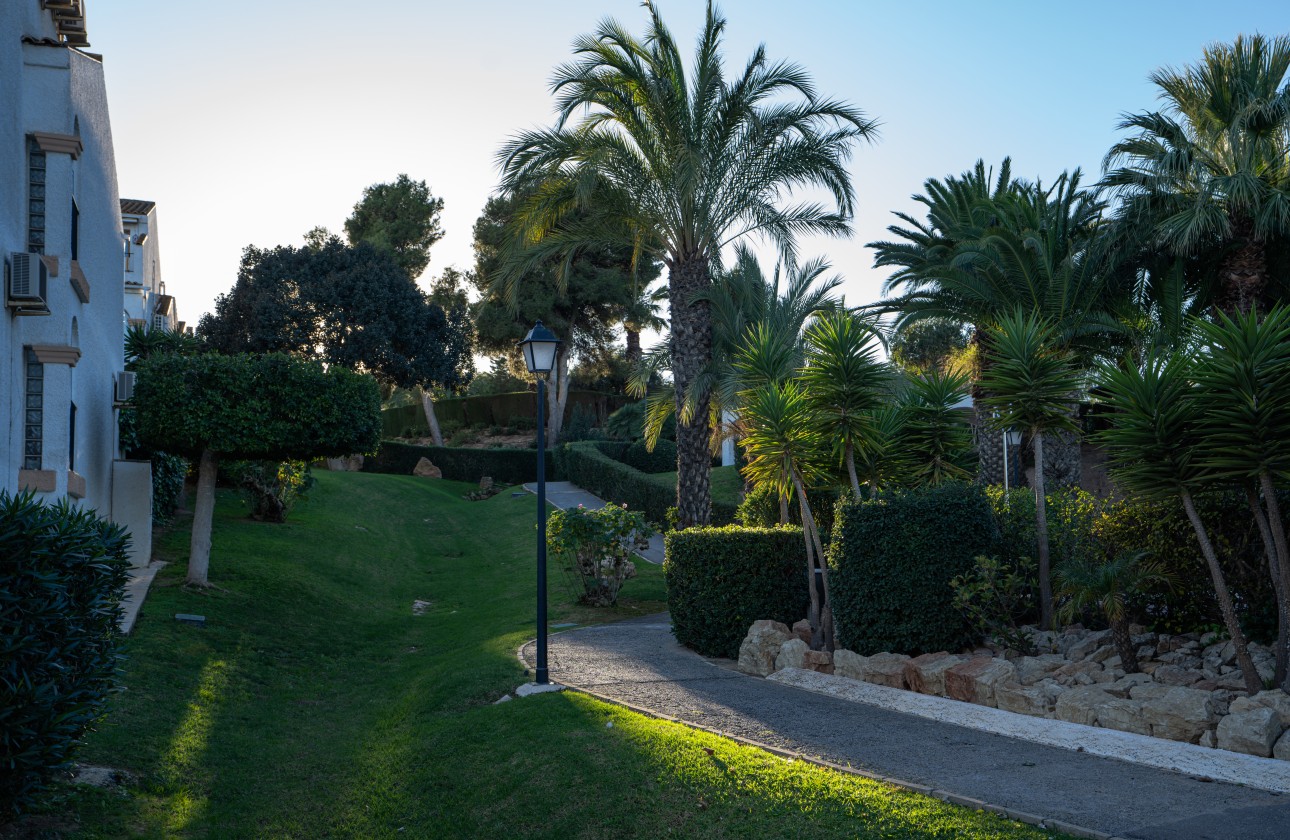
[0,491,131,817]
[548,504,653,606]
[363,441,560,485]
[225,460,315,523]
[665,526,810,658]
[151,452,189,524]
[735,481,843,544]
[950,555,1040,654]
[830,482,997,655]
[621,438,678,474]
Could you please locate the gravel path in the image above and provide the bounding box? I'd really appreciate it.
[522,615,1290,840]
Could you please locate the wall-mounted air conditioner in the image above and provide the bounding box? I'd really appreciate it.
[114,370,136,404]
[7,252,49,312]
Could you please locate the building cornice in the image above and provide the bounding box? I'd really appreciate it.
[30,344,81,366]
[30,131,82,159]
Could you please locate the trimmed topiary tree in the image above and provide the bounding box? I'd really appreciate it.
[134,353,380,587]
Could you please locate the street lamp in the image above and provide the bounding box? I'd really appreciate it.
[520,321,560,685]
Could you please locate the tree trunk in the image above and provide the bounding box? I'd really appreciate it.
[422,390,444,446]
[797,490,821,648]
[794,473,835,651]
[1259,472,1290,692]
[845,440,861,498]
[1216,218,1268,317]
[1245,485,1288,688]
[1180,489,1264,695]
[1033,433,1054,630]
[626,328,642,365]
[545,347,571,446]
[1111,617,1140,674]
[779,493,790,525]
[669,257,713,528]
[188,448,219,587]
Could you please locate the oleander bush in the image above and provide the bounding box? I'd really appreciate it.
[830,482,997,655]
[0,491,131,818]
[665,526,810,658]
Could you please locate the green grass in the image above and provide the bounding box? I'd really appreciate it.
[648,464,745,510]
[44,472,1057,839]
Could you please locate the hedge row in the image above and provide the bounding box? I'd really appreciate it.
[1,491,131,816]
[362,442,560,485]
[830,482,998,655]
[381,391,637,437]
[665,526,810,658]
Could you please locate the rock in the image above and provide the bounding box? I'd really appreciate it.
[833,649,869,681]
[1142,687,1219,743]
[479,476,494,490]
[863,652,911,689]
[1015,654,1066,686]
[1068,630,1112,661]
[1216,707,1283,757]
[1096,698,1151,736]
[1129,683,1173,702]
[1104,673,1154,699]
[1055,686,1115,726]
[1037,679,1065,705]
[1230,690,1290,726]
[774,638,809,672]
[1073,672,1096,686]
[944,658,1017,706]
[903,652,951,694]
[995,681,1049,717]
[1153,665,1204,687]
[801,650,834,675]
[1089,645,1117,664]
[737,620,793,676]
[791,619,813,645]
[1275,729,1290,761]
[413,457,442,478]
[1199,729,1217,748]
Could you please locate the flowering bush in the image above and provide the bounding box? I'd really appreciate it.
[547,504,653,606]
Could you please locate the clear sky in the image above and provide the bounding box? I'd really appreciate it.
[89,1,1287,336]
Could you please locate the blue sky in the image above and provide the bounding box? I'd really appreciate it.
[90,1,1287,334]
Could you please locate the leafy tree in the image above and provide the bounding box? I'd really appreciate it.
[344,174,444,279]
[498,2,877,526]
[198,236,469,392]
[1101,34,1290,316]
[134,353,380,587]
[889,317,970,374]
[978,311,1082,630]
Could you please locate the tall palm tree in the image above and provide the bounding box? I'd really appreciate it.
[1101,34,1290,316]
[497,2,877,526]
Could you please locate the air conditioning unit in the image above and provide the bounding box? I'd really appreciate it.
[7,252,49,309]
[114,370,136,404]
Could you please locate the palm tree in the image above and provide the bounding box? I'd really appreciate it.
[1097,351,1264,694]
[799,310,889,497]
[978,311,1083,630]
[1101,34,1290,316]
[497,2,877,526]
[1056,552,1177,674]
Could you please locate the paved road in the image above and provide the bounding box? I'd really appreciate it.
[522,615,1290,840]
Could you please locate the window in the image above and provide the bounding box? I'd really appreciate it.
[68,402,77,472]
[24,348,43,470]
[124,232,133,272]
[70,200,79,261]
[153,313,166,331]
[28,139,46,254]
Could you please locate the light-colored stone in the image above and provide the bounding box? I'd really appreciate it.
[1129,683,1173,702]
[413,457,442,478]
[1230,690,1290,727]
[1142,687,1219,743]
[903,652,950,694]
[737,620,793,677]
[1054,660,1103,681]
[1153,664,1204,687]
[1216,707,1283,757]
[1105,673,1154,699]
[1055,686,1114,726]
[790,619,813,645]
[1275,728,1290,761]
[832,649,869,681]
[801,650,834,675]
[1068,630,1111,661]
[1096,698,1151,736]
[1015,654,1066,686]
[1088,645,1116,664]
[863,652,911,689]
[774,638,809,672]
[995,681,1049,717]
[1199,729,1217,749]
[944,658,1017,707]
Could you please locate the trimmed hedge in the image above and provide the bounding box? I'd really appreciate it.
[830,482,997,655]
[1,491,131,816]
[665,526,810,658]
[735,481,843,544]
[363,442,561,485]
[380,390,636,437]
[621,439,678,474]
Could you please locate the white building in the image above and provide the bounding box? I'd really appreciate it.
[122,199,185,334]
[2,1,152,565]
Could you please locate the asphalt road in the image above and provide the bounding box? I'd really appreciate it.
[522,615,1290,840]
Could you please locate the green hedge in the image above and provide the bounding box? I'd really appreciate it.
[381,391,637,437]
[1,491,131,816]
[830,482,997,655]
[363,442,560,485]
[735,481,843,544]
[665,526,810,658]
[621,439,678,474]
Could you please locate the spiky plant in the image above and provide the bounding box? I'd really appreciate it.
[1056,551,1177,673]
[897,368,975,487]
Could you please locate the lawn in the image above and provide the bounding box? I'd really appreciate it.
[43,471,1057,839]
[648,464,745,510]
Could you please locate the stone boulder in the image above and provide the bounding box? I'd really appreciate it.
[1229,690,1290,727]
[1216,707,1284,757]
[945,658,1017,707]
[774,638,809,672]
[863,653,911,689]
[1015,654,1066,686]
[833,649,868,681]
[1142,687,1219,743]
[801,650,834,675]
[737,620,793,676]
[1153,664,1203,687]
[413,457,442,478]
[1129,682,1173,702]
[1275,729,1290,761]
[791,619,813,645]
[1055,686,1115,726]
[1095,698,1151,736]
[1104,673,1155,699]
[1067,630,1111,661]
[995,681,1049,717]
[904,652,960,695]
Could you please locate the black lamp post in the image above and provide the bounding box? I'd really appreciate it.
[520,320,560,685]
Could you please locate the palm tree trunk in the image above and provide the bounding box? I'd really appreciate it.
[1245,485,1288,687]
[793,473,835,651]
[669,256,714,528]
[626,328,642,365]
[1259,471,1290,692]
[1033,433,1054,630]
[1111,617,1140,674]
[796,490,822,648]
[845,440,861,498]
[1216,218,1268,317]
[1180,489,1264,695]
[778,492,790,525]
[187,448,218,587]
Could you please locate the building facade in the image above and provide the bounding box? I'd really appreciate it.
[2,1,151,564]
[122,199,185,334]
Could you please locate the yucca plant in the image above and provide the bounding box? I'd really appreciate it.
[1097,352,1264,694]
[1056,551,1177,673]
[800,310,891,497]
[898,368,975,488]
[978,311,1082,629]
